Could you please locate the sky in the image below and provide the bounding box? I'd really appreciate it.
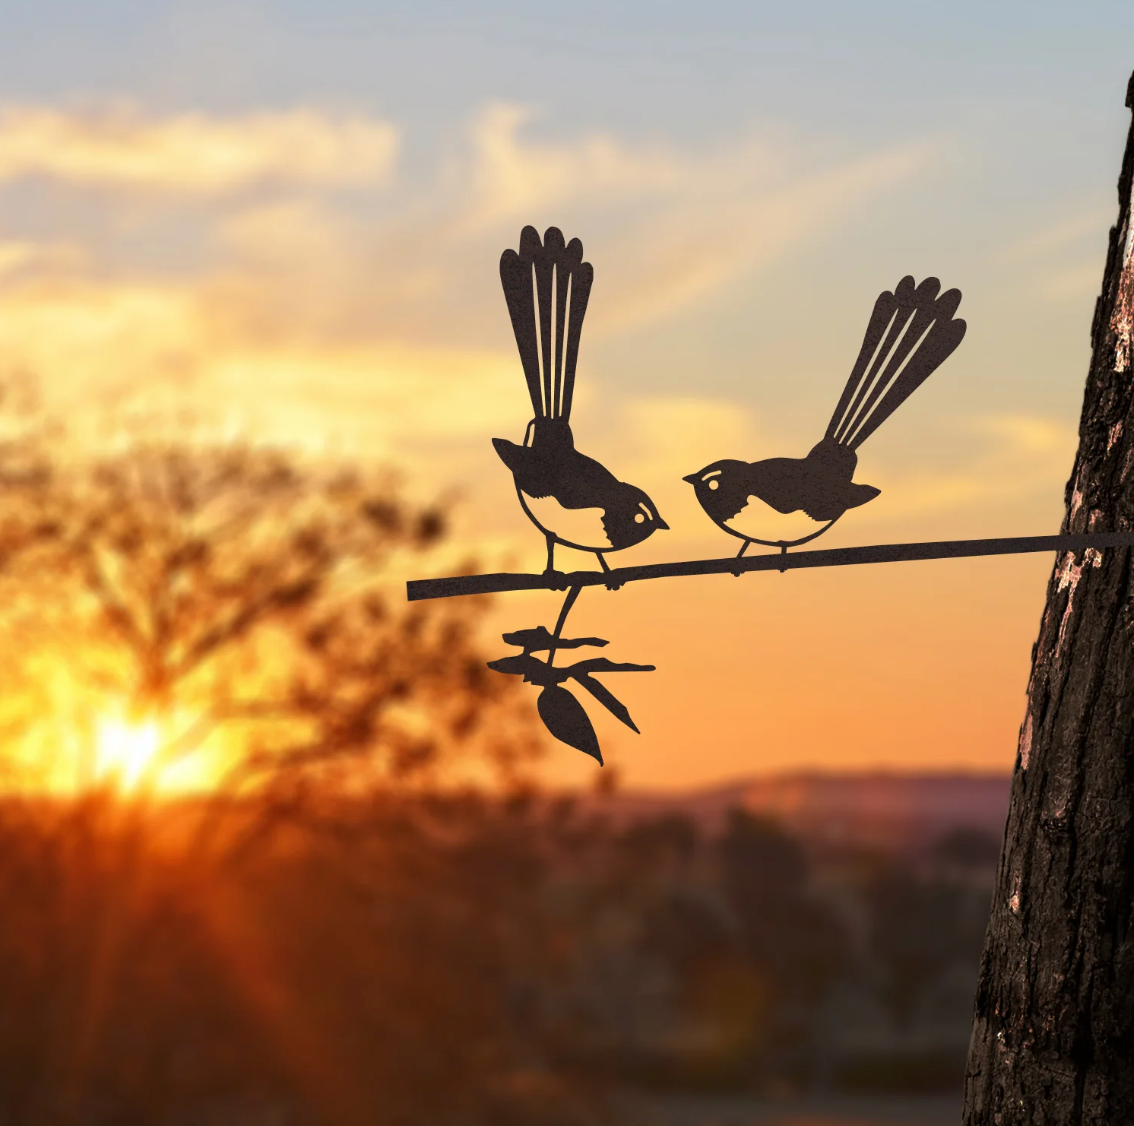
[0,1,1131,789]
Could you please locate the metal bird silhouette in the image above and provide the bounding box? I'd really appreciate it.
[685,276,966,559]
[493,225,668,576]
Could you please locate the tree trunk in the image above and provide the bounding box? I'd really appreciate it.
[963,72,1134,1124]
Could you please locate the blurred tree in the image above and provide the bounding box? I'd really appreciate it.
[0,423,536,802]
[0,792,591,1126]
[0,407,568,1125]
[716,812,846,1080]
[865,865,978,1029]
[929,827,1001,871]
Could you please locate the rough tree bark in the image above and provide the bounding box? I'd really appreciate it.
[963,72,1134,1124]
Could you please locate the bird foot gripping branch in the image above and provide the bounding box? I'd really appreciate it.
[407,223,1134,764]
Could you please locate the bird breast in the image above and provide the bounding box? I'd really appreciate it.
[521,492,614,550]
[721,495,829,544]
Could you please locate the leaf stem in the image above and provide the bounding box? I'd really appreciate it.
[546,585,583,668]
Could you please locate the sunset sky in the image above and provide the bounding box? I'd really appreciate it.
[0,2,1132,788]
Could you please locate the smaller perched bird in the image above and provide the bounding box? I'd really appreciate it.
[685,275,966,560]
[494,225,668,576]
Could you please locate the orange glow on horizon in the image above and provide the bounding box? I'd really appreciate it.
[85,711,223,796]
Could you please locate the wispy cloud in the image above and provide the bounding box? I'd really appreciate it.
[1002,207,1112,262]
[850,412,1077,527]
[463,103,689,225]
[0,99,947,501]
[455,103,942,330]
[0,281,524,464]
[592,142,940,331]
[1001,205,1112,302]
[0,105,399,193]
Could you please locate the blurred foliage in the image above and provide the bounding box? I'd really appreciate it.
[0,390,997,1122]
[0,407,538,793]
[0,792,997,1123]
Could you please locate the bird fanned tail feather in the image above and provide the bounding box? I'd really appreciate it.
[826,275,966,450]
[499,226,594,425]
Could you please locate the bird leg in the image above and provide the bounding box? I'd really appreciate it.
[543,534,568,589]
[731,540,752,577]
[778,543,789,574]
[595,552,621,591]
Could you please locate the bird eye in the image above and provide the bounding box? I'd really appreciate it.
[634,513,645,524]
[708,479,719,490]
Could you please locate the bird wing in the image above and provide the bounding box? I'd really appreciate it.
[825,276,966,450]
[551,449,621,510]
[499,226,594,424]
[744,459,817,515]
[493,438,562,499]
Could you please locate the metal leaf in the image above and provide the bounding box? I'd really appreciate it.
[573,673,640,733]
[502,626,608,652]
[487,653,565,686]
[487,654,555,683]
[536,685,603,764]
[487,654,540,676]
[561,657,656,676]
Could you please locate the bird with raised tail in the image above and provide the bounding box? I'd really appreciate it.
[494,225,668,577]
[685,275,966,562]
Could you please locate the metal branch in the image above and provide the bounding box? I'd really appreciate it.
[406,532,1134,601]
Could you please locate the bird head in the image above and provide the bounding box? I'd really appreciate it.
[633,492,669,533]
[683,460,748,518]
[605,484,668,548]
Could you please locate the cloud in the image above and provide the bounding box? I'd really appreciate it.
[1002,207,1112,262]
[0,278,523,467]
[463,103,690,226]
[459,103,941,331]
[20,101,933,348]
[173,102,942,357]
[0,98,952,534]
[200,342,522,456]
[972,414,1076,457]
[1000,206,1113,302]
[0,240,83,278]
[1035,262,1104,301]
[592,142,939,331]
[850,413,1077,526]
[0,105,399,193]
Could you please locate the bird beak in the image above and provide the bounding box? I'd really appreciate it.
[682,473,699,485]
[657,516,670,530]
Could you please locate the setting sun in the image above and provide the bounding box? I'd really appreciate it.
[88,712,221,795]
[93,716,162,792]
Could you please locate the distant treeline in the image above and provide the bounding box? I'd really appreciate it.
[0,790,996,1126]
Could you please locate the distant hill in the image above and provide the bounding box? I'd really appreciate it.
[587,770,1012,852]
